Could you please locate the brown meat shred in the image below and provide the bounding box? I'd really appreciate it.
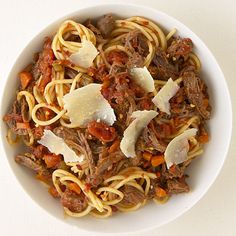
[97,14,115,38]
[15,153,49,175]
[152,47,178,80]
[53,126,95,174]
[167,38,193,61]
[127,52,144,68]
[124,30,149,56]
[167,178,190,194]
[161,164,186,179]
[84,19,105,44]
[123,30,149,68]
[3,100,28,135]
[32,37,54,92]
[182,70,211,119]
[21,97,30,122]
[87,150,125,187]
[147,179,159,199]
[60,188,88,213]
[101,71,138,131]
[120,185,146,206]
[141,126,166,153]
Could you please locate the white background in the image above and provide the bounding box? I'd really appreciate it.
[0,0,235,235]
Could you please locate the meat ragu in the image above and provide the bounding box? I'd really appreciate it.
[3,14,211,218]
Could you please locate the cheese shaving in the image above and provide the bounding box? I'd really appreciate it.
[152,78,179,114]
[130,67,155,93]
[63,83,116,127]
[38,130,84,163]
[120,110,158,158]
[69,40,99,68]
[164,128,198,169]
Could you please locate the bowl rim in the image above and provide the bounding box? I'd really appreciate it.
[0,2,233,234]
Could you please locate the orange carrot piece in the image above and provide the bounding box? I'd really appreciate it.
[68,183,81,195]
[151,155,165,167]
[44,154,61,168]
[155,187,167,198]
[143,152,152,162]
[203,98,209,108]
[199,134,209,143]
[35,173,50,184]
[19,71,32,89]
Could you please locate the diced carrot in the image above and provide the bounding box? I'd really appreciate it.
[199,134,209,143]
[16,122,30,130]
[68,183,81,195]
[155,187,167,198]
[151,155,165,167]
[143,152,152,162]
[44,154,61,168]
[108,139,120,153]
[19,71,32,89]
[203,98,209,108]
[35,173,50,184]
[48,186,60,198]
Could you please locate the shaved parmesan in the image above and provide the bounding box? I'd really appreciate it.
[63,83,116,127]
[120,110,158,158]
[38,130,84,163]
[164,128,198,169]
[130,67,155,92]
[152,78,179,114]
[69,40,98,68]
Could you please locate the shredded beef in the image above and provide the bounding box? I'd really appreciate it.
[141,126,166,153]
[53,126,95,174]
[3,100,28,135]
[123,30,149,68]
[120,185,146,206]
[30,145,47,159]
[167,38,193,61]
[84,19,105,44]
[152,47,178,80]
[161,164,186,179]
[127,52,144,68]
[87,150,125,187]
[15,153,49,175]
[182,70,211,119]
[167,178,189,194]
[109,62,127,76]
[32,37,54,92]
[124,30,149,57]
[97,14,115,38]
[21,97,30,122]
[53,126,80,144]
[147,179,159,199]
[101,71,137,130]
[60,188,88,213]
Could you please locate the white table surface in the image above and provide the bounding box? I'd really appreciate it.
[0,0,235,235]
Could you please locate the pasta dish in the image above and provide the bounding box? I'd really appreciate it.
[3,14,211,218]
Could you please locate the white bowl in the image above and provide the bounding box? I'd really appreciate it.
[0,3,232,234]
